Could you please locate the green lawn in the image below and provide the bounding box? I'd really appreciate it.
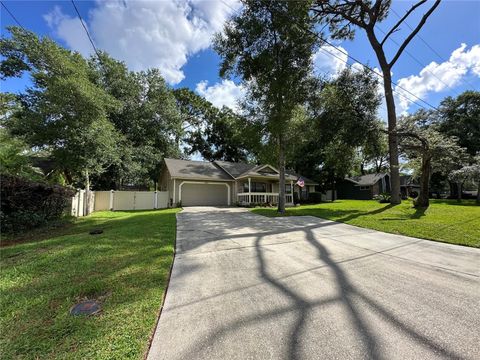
[0,208,180,359]
[251,199,480,247]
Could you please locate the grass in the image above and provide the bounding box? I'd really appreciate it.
[0,208,180,359]
[251,199,480,247]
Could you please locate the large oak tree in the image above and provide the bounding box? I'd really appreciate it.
[311,0,441,204]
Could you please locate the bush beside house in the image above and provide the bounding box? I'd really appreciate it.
[0,175,75,234]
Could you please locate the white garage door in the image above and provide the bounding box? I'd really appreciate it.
[181,183,229,206]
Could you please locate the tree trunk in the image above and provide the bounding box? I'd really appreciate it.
[331,178,336,202]
[85,169,90,216]
[365,32,401,205]
[415,157,430,208]
[277,134,286,213]
[476,180,480,204]
[457,182,462,202]
[381,69,401,204]
[448,181,457,199]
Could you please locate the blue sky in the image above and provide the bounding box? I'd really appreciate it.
[1,0,479,116]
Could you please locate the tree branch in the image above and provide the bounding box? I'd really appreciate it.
[380,0,428,46]
[311,3,364,28]
[389,0,441,67]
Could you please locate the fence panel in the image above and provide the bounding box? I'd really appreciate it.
[156,191,169,208]
[94,191,111,211]
[77,190,85,217]
[73,190,170,215]
[71,191,81,217]
[135,191,155,210]
[113,191,136,211]
[86,191,95,214]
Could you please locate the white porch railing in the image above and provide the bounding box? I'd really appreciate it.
[237,192,293,205]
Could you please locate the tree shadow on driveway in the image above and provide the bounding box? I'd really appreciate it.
[176,221,465,360]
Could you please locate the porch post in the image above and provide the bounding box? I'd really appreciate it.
[248,177,251,204]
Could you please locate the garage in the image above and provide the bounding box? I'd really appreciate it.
[180,182,230,206]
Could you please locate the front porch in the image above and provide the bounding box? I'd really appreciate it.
[237,192,294,205]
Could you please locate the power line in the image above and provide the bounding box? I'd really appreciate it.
[219,0,438,111]
[70,0,101,59]
[375,25,461,96]
[316,45,426,112]
[390,7,445,64]
[1,1,25,29]
[309,30,439,110]
[390,7,477,90]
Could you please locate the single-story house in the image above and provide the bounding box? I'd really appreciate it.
[159,158,317,206]
[337,173,391,200]
[400,175,420,198]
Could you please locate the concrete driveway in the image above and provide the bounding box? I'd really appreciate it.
[148,207,480,360]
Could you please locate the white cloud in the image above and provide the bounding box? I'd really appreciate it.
[312,44,348,75]
[43,6,92,56]
[44,0,241,84]
[195,79,245,112]
[394,43,480,113]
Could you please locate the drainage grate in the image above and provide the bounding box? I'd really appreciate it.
[70,300,101,316]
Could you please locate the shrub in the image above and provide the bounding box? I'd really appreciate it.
[295,192,324,205]
[374,192,391,203]
[307,192,323,204]
[0,175,75,234]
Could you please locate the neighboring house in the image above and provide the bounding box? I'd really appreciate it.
[399,175,420,198]
[159,158,317,206]
[337,173,391,200]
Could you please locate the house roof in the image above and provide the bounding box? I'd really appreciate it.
[286,170,317,185]
[164,158,318,184]
[164,158,233,181]
[213,160,256,178]
[345,173,388,186]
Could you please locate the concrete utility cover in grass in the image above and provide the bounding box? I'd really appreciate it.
[70,300,101,316]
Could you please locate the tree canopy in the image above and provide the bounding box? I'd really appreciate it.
[436,91,480,157]
[398,110,466,207]
[214,0,319,211]
[310,0,441,204]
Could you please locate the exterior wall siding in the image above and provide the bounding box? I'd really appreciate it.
[337,181,374,200]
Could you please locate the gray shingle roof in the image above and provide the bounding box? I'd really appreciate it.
[164,158,233,181]
[345,173,387,186]
[286,170,317,185]
[213,160,256,178]
[164,158,318,185]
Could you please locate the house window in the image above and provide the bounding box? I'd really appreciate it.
[285,185,292,194]
[359,186,370,190]
[243,182,266,193]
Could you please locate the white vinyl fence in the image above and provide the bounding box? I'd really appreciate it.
[71,190,95,217]
[321,190,336,202]
[72,190,169,217]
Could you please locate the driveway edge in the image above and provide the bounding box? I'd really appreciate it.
[144,210,181,360]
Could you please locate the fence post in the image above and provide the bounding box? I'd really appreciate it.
[154,191,158,209]
[76,188,81,217]
[109,190,114,211]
